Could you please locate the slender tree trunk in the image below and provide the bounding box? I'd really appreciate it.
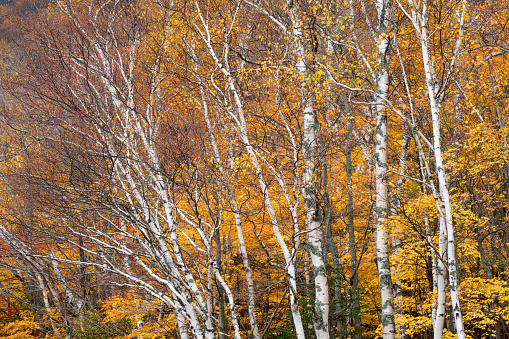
[192,6,306,335]
[215,229,227,339]
[374,0,396,337]
[345,95,362,339]
[231,196,261,339]
[413,129,447,338]
[401,0,466,335]
[322,142,342,339]
[476,211,501,338]
[434,216,448,339]
[419,19,466,339]
[390,127,410,339]
[36,273,60,337]
[189,40,261,339]
[417,150,441,331]
[285,1,329,337]
[490,74,509,207]
[491,77,506,339]
[425,214,438,326]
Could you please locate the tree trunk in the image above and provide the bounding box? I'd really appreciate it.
[390,126,410,339]
[419,7,466,339]
[215,229,227,339]
[374,0,396,337]
[345,95,362,339]
[285,1,330,337]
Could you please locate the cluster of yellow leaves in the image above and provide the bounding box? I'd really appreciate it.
[102,295,176,339]
[460,277,509,333]
[395,315,432,337]
[0,311,40,339]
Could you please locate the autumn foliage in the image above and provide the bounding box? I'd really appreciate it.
[0,0,508,338]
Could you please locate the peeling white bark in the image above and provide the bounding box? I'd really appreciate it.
[192,2,306,337]
[285,1,329,337]
[399,0,466,336]
[374,0,396,337]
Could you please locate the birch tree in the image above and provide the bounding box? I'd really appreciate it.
[397,0,467,337]
[373,0,396,337]
[3,1,248,337]
[285,1,330,337]
[188,2,308,336]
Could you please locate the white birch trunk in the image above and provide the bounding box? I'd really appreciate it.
[175,304,190,339]
[286,1,329,337]
[390,127,409,339]
[374,0,396,337]
[36,273,60,336]
[418,10,465,339]
[398,36,445,332]
[193,47,261,338]
[192,3,306,336]
[50,252,85,326]
[399,0,466,335]
[413,123,447,337]
[434,217,448,339]
[421,21,465,339]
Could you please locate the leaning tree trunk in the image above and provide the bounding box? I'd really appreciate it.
[415,1,466,337]
[193,4,306,337]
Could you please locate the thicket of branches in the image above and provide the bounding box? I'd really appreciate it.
[0,0,509,338]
